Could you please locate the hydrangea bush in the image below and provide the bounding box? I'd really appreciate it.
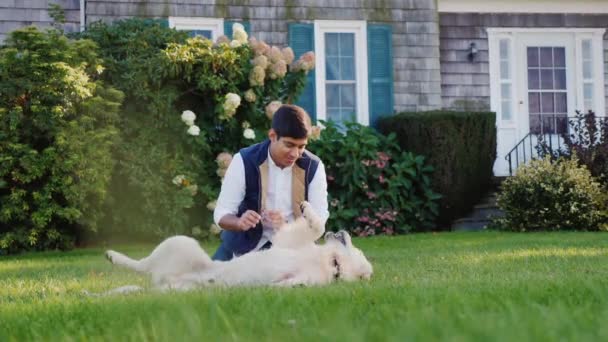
[80,19,314,238]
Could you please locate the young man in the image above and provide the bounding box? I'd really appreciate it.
[212,104,329,261]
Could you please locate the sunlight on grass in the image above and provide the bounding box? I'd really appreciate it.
[0,232,607,341]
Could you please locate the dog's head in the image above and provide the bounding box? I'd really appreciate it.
[324,230,373,281]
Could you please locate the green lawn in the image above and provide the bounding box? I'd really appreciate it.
[1,231,607,341]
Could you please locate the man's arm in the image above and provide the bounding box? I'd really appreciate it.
[307,160,330,224]
[213,153,261,232]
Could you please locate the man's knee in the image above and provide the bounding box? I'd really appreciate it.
[212,243,234,261]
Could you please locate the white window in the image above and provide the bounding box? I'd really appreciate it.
[168,17,224,40]
[314,20,369,126]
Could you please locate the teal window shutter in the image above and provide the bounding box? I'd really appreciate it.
[367,24,394,128]
[224,21,251,39]
[288,23,316,122]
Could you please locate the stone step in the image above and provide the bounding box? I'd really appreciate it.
[451,218,491,231]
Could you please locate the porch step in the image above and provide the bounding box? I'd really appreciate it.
[450,180,506,232]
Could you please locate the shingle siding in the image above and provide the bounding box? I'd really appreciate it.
[0,0,81,42]
[83,0,442,112]
[440,12,608,112]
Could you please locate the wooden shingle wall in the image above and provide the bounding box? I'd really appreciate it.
[85,0,443,112]
[440,13,608,113]
[0,0,81,42]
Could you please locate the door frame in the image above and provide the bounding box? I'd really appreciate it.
[487,27,606,176]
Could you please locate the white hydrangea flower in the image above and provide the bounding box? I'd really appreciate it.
[181,110,196,126]
[172,175,185,186]
[187,125,200,136]
[243,128,256,140]
[230,40,243,48]
[206,200,217,211]
[233,25,248,44]
[209,223,222,235]
[223,93,241,115]
[265,100,282,120]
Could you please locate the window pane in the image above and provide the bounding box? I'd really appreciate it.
[582,40,592,60]
[530,114,541,134]
[528,69,540,89]
[326,57,339,80]
[326,84,340,108]
[540,47,553,67]
[584,83,594,102]
[542,115,555,134]
[585,100,593,112]
[500,61,510,79]
[341,84,356,109]
[501,100,512,121]
[554,69,566,90]
[341,57,355,80]
[583,61,592,79]
[555,93,567,113]
[500,39,509,59]
[340,33,355,57]
[541,93,554,113]
[553,47,565,67]
[528,92,540,114]
[327,107,342,123]
[189,30,212,39]
[540,69,553,89]
[501,84,511,100]
[325,33,339,56]
[527,47,539,67]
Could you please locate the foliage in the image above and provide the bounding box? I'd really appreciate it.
[538,110,608,185]
[377,111,497,228]
[308,121,439,235]
[0,27,123,254]
[495,157,608,232]
[79,19,312,238]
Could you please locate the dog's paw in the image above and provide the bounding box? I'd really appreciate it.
[105,250,117,264]
[299,201,313,218]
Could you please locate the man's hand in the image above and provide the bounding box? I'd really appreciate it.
[237,210,262,231]
[262,210,285,230]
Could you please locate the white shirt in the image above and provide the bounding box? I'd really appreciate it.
[214,151,329,251]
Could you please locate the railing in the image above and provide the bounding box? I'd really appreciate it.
[504,113,607,176]
[505,131,565,176]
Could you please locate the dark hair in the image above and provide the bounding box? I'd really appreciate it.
[271,104,311,139]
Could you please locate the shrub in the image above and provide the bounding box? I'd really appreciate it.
[495,157,608,232]
[538,110,608,185]
[308,121,440,236]
[80,19,312,238]
[377,111,496,228]
[0,27,123,254]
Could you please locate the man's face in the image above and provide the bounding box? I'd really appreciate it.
[268,129,308,168]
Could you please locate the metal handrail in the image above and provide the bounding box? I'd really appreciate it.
[504,113,607,175]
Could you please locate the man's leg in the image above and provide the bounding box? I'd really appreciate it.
[212,242,234,261]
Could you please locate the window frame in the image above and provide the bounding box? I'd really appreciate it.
[168,17,224,40]
[314,20,369,126]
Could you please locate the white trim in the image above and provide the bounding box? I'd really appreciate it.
[439,0,608,14]
[487,28,606,34]
[80,0,85,32]
[168,17,224,40]
[314,20,369,126]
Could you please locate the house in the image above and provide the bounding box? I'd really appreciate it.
[2,0,607,176]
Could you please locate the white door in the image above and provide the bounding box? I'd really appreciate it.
[492,32,576,176]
